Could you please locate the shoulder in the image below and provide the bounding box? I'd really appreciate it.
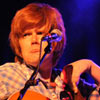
[0,62,21,70]
[0,62,22,78]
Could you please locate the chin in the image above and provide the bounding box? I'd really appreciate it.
[24,59,38,67]
[30,61,39,67]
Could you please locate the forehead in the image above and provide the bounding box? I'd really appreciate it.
[21,17,51,30]
[24,25,48,34]
[18,21,52,38]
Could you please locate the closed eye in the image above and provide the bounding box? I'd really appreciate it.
[37,32,42,35]
[23,33,31,37]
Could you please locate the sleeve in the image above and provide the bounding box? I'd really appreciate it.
[0,75,8,100]
[88,85,100,100]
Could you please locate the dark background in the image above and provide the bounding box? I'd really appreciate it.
[0,0,100,83]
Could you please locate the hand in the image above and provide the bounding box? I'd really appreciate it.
[70,59,93,93]
[61,59,92,93]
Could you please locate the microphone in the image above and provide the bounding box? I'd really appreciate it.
[41,29,62,42]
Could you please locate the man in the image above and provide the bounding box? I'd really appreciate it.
[0,3,100,100]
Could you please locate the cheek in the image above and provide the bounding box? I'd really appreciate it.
[19,40,29,55]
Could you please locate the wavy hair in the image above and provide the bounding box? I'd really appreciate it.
[9,3,66,66]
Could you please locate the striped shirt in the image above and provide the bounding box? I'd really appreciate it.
[0,62,63,100]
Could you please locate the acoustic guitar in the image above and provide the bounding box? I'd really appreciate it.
[8,90,50,100]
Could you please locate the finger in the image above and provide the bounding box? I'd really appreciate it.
[72,82,78,93]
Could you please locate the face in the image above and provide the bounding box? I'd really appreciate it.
[19,27,50,67]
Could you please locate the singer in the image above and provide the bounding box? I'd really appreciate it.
[0,3,100,100]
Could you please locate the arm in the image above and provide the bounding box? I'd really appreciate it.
[70,59,100,93]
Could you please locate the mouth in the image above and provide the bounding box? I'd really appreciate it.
[30,49,40,53]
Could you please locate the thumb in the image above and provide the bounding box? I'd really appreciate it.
[72,82,78,93]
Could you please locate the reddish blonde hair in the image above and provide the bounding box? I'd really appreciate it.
[9,3,66,66]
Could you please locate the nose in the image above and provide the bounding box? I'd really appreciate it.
[31,32,38,43]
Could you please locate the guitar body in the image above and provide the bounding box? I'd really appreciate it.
[8,90,50,100]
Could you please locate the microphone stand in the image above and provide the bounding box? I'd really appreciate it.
[17,41,52,100]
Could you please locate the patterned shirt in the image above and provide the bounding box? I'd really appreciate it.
[0,62,63,100]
